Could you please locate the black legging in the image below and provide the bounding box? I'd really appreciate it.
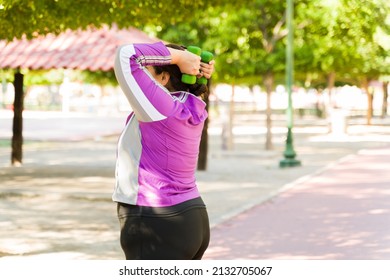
[117,197,210,260]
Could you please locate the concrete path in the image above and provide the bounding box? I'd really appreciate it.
[1,109,390,259]
[203,146,390,259]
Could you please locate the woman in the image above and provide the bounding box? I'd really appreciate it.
[112,42,215,259]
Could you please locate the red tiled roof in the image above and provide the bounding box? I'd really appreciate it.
[0,25,159,71]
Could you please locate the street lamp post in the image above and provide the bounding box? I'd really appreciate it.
[280,0,301,168]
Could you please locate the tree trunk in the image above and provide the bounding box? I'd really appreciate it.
[197,80,211,171]
[220,83,234,151]
[327,71,336,108]
[316,88,324,118]
[382,81,388,118]
[228,83,235,150]
[11,71,24,166]
[197,114,208,170]
[326,72,336,133]
[264,72,274,150]
[361,77,373,125]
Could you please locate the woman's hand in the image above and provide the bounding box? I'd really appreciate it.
[169,47,201,76]
[198,60,215,79]
[169,46,215,79]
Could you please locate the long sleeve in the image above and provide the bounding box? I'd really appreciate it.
[114,42,175,122]
[113,43,208,207]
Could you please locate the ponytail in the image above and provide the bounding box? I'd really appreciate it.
[188,83,208,99]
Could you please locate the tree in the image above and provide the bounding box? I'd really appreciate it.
[350,0,390,123]
[148,2,288,151]
[0,0,231,166]
[196,1,289,150]
[143,15,218,170]
[294,0,390,124]
[0,0,230,40]
[2,0,389,165]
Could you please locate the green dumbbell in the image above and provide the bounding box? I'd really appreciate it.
[181,46,202,84]
[197,50,214,85]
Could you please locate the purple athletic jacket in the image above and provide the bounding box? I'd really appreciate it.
[112,42,208,207]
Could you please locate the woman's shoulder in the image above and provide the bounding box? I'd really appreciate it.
[172,92,206,106]
[170,92,208,124]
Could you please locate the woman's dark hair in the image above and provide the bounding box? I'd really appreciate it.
[152,44,208,99]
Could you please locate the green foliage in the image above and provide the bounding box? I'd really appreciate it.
[148,1,289,86]
[76,70,117,86]
[0,0,229,41]
[294,0,390,86]
[23,69,64,86]
[211,1,288,85]
[0,69,13,83]
[1,0,389,88]
[20,69,117,86]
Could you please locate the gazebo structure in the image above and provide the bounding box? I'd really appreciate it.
[0,25,159,165]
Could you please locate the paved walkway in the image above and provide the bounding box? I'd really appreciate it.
[1,110,390,259]
[203,145,390,260]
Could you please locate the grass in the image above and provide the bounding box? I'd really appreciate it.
[0,139,11,148]
[0,139,35,148]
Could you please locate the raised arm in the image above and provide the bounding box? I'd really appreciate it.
[114,42,175,122]
[114,42,212,122]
